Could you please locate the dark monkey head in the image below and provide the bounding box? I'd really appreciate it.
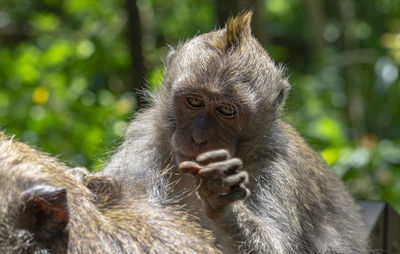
[0,135,70,254]
[155,12,289,163]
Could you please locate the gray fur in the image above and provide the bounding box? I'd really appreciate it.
[104,12,368,254]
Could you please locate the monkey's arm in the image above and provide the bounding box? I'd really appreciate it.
[180,150,302,253]
[215,200,299,254]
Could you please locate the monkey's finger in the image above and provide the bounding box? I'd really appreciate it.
[179,161,202,175]
[196,149,231,165]
[198,158,243,177]
[224,171,249,187]
[206,172,248,194]
[219,184,250,201]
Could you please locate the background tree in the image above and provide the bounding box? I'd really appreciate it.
[0,0,399,211]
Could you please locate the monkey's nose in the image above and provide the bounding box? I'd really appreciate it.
[191,135,208,146]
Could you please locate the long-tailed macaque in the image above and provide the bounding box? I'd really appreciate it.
[0,131,220,254]
[104,12,368,253]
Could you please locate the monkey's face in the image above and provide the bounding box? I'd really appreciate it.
[165,26,289,164]
[172,89,248,163]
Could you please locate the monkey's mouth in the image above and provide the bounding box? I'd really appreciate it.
[175,151,196,163]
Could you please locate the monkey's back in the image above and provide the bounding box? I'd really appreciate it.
[0,132,221,254]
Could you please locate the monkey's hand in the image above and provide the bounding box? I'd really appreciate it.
[179,149,250,219]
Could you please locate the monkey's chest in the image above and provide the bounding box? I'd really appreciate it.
[169,172,206,219]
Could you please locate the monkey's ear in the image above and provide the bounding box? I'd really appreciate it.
[275,79,291,106]
[21,184,69,240]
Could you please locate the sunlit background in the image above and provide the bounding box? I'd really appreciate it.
[0,0,399,211]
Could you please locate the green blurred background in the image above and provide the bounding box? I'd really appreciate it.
[1,0,399,211]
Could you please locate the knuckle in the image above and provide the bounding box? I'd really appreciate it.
[239,171,249,182]
[206,161,226,171]
[196,149,231,163]
[229,158,243,168]
[226,174,242,185]
[217,149,230,157]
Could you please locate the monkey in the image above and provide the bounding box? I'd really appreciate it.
[103,12,369,254]
[0,131,221,254]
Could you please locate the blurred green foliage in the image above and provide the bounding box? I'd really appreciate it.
[0,0,399,211]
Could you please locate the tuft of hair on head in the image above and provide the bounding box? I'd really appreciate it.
[214,11,253,52]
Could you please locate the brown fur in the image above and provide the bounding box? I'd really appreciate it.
[0,132,220,254]
[213,12,252,51]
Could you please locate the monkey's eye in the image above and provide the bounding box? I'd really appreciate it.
[186,97,204,109]
[216,105,236,118]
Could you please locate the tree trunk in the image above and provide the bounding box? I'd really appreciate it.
[216,0,242,27]
[305,0,326,56]
[125,0,146,109]
[338,0,366,139]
